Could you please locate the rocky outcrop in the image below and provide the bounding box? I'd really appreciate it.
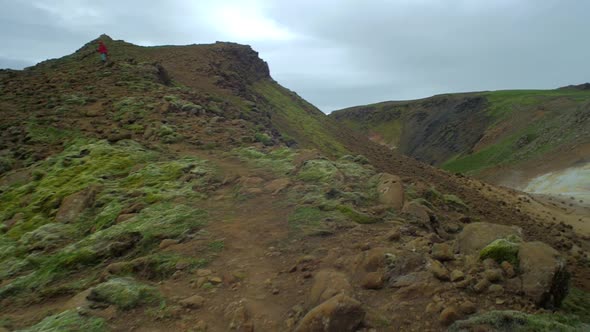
[518,241,570,308]
[374,173,404,209]
[295,294,365,332]
[310,270,353,306]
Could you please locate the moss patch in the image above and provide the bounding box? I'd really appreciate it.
[88,277,160,310]
[449,310,588,332]
[17,310,106,332]
[480,238,521,266]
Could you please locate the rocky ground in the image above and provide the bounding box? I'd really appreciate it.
[0,36,588,331]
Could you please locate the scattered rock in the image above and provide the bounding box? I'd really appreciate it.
[485,269,503,283]
[208,276,222,285]
[518,241,570,308]
[196,269,213,277]
[402,201,431,223]
[116,213,136,223]
[456,222,521,254]
[488,284,504,294]
[310,270,353,306]
[56,186,98,223]
[439,306,460,326]
[428,259,450,281]
[225,299,254,332]
[374,173,404,210]
[386,228,401,241]
[459,301,476,315]
[295,294,365,332]
[473,279,490,293]
[179,295,205,309]
[426,302,443,314]
[361,248,389,272]
[501,261,516,278]
[450,270,465,282]
[431,243,454,261]
[361,272,384,290]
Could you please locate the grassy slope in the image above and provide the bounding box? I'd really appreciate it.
[333,89,590,175]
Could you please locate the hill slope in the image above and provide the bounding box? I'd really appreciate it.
[331,88,590,186]
[0,36,589,331]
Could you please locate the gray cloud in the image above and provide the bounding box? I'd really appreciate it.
[1,0,589,112]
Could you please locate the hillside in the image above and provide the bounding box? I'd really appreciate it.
[0,36,589,331]
[331,88,590,187]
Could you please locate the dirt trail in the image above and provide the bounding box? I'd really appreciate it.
[125,150,301,331]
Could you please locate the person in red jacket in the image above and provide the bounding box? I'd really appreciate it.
[97,41,108,63]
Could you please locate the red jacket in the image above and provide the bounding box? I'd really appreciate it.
[98,43,108,54]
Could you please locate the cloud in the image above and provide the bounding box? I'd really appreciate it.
[1,0,589,112]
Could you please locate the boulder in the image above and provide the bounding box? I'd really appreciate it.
[310,270,353,306]
[456,222,521,254]
[374,173,404,210]
[361,272,384,290]
[179,295,205,309]
[295,294,365,332]
[428,259,450,281]
[401,201,430,223]
[431,243,454,261]
[56,186,98,223]
[518,241,569,308]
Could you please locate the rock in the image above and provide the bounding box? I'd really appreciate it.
[459,301,476,314]
[473,279,490,293]
[310,270,353,306]
[386,228,401,241]
[263,178,291,195]
[107,131,132,142]
[402,201,430,223]
[361,248,389,272]
[443,221,462,234]
[176,261,191,270]
[456,222,521,254]
[225,299,253,332]
[195,320,207,331]
[295,294,365,332]
[501,261,516,278]
[208,276,222,284]
[439,306,460,326]
[179,295,205,309]
[428,259,450,281]
[504,277,523,294]
[488,284,504,294]
[196,269,213,277]
[479,238,521,266]
[450,270,465,282]
[431,243,454,261]
[361,272,384,290]
[159,239,179,250]
[55,186,98,223]
[426,302,443,314]
[485,269,503,283]
[374,173,404,210]
[518,241,570,308]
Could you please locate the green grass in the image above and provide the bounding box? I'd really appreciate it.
[232,147,295,175]
[88,277,160,310]
[17,310,107,332]
[254,81,349,156]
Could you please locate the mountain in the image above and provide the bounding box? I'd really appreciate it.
[0,36,589,331]
[331,88,590,187]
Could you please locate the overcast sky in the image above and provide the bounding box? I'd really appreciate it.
[1,0,589,112]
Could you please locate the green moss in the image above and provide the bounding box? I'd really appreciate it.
[336,205,379,224]
[443,194,469,211]
[19,223,79,252]
[17,310,107,332]
[232,147,295,175]
[288,206,346,235]
[253,81,349,156]
[254,132,273,146]
[0,156,14,174]
[88,277,160,310]
[208,240,225,252]
[63,94,88,106]
[480,238,521,266]
[449,310,588,332]
[297,159,340,182]
[561,287,590,323]
[25,123,80,145]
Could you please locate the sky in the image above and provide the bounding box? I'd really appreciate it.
[1,0,589,112]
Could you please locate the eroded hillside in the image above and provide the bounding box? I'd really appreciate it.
[331,88,590,187]
[0,36,589,332]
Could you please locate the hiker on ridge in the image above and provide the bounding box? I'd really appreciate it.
[97,41,108,63]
